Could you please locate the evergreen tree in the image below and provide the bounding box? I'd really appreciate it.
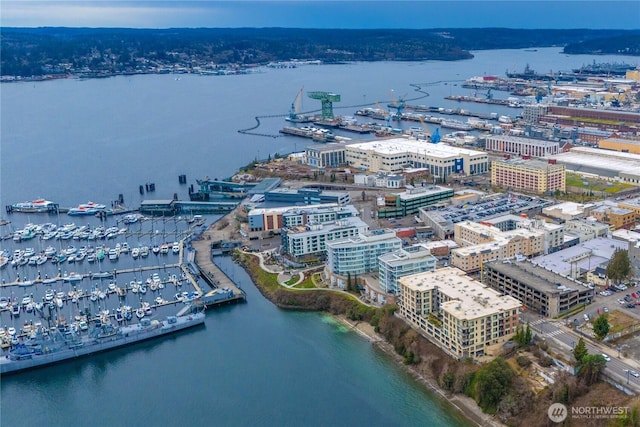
[606,249,631,285]
[593,315,610,341]
[573,337,588,363]
[524,323,532,345]
[578,354,606,385]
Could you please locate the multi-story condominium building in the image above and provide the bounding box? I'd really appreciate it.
[377,185,454,218]
[344,138,488,177]
[397,267,522,359]
[483,259,595,317]
[265,188,350,206]
[485,135,560,157]
[590,205,637,230]
[247,203,357,235]
[451,222,546,272]
[491,158,566,194]
[378,245,437,295]
[325,229,402,287]
[305,143,347,168]
[281,216,368,260]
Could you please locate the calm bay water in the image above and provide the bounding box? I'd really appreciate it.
[0,48,635,427]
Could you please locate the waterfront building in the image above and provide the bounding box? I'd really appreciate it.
[531,237,628,279]
[542,201,596,221]
[377,185,454,218]
[482,259,594,317]
[344,138,488,177]
[378,245,437,295]
[325,229,402,287]
[247,203,358,236]
[280,216,368,260]
[265,188,350,206]
[305,143,347,168]
[547,147,640,185]
[485,135,560,157]
[491,158,566,194]
[397,267,522,359]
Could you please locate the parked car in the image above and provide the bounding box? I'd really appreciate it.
[631,371,640,378]
[603,307,609,313]
[602,354,611,362]
[627,303,636,309]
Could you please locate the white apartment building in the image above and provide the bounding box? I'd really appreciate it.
[325,229,402,287]
[378,245,437,295]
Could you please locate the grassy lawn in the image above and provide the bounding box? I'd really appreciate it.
[285,275,299,286]
[566,172,634,194]
[294,274,316,289]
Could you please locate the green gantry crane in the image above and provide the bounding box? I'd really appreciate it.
[307,91,341,120]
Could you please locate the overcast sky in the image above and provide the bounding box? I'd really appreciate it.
[2,1,639,29]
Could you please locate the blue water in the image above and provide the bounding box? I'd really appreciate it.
[0,48,635,427]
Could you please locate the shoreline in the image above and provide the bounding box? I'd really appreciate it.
[333,314,504,427]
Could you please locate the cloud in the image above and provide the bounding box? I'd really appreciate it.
[1,1,227,28]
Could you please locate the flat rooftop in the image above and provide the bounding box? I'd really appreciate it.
[532,237,628,275]
[548,147,640,177]
[346,139,486,158]
[484,259,589,295]
[399,267,521,320]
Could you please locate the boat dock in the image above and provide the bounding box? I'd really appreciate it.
[188,224,246,307]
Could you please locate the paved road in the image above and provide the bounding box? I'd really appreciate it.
[526,315,640,393]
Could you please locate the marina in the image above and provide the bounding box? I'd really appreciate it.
[0,210,245,370]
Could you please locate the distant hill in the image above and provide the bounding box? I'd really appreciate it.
[1,27,638,77]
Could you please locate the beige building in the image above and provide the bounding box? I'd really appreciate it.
[398,267,522,359]
[598,137,640,155]
[491,158,565,194]
[542,202,596,221]
[450,220,557,272]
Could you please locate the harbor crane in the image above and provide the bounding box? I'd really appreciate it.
[388,90,407,120]
[307,91,341,120]
[288,86,304,121]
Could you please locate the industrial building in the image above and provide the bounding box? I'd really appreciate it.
[491,158,566,194]
[305,143,347,168]
[542,201,596,221]
[482,259,594,317]
[531,237,628,279]
[397,267,522,359]
[598,137,640,155]
[547,147,640,185]
[344,138,489,177]
[485,135,560,157]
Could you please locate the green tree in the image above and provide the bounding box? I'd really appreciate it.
[474,358,514,414]
[524,323,532,345]
[578,354,606,385]
[593,314,610,341]
[573,337,588,363]
[606,249,631,285]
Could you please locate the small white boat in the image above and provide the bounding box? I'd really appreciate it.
[0,297,9,309]
[135,308,145,319]
[171,242,180,254]
[152,245,160,255]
